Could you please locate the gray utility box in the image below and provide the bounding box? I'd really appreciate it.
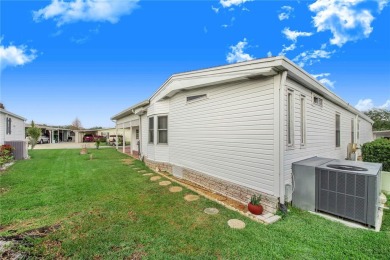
[292,157,334,211]
[293,157,382,228]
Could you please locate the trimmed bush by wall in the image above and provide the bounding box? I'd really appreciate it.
[362,138,390,171]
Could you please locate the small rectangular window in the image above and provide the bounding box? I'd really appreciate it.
[287,90,294,146]
[136,129,139,139]
[336,114,341,147]
[300,95,306,146]
[351,119,355,143]
[148,117,154,143]
[158,116,168,144]
[187,94,207,102]
[313,95,323,107]
[6,117,12,135]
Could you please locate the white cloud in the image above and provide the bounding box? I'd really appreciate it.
[282,27,313,42]
[33,0,139,26]
[70,36,89,44]
[309,0,374,47]
[279,43,296,56]
[267,51,272,57]
[242,7,250,12]
[203,26,208,34]
[220,0,252,8]
[355,99,374,111]
[293,49,335,67]
[377,0,389,11]
[211,6,220,13]
[312,72,331,78]
[0,40,37,71]
[226,38,254,63]
[278,6,294,21]
[355,98,390,111]
[379,99,390,109]
[312,73,335,88]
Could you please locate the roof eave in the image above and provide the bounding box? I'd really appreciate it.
[0,109,27,121]
[110,100,150,120]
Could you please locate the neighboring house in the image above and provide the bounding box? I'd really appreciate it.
[111,56,373,214]
[1,104,27,159]
[373,130,390,140]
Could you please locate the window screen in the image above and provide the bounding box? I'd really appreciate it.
[158,116,168,144]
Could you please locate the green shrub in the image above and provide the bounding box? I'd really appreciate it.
[250,194,262,205]
[361,138,390,171]
[0,144,14,166]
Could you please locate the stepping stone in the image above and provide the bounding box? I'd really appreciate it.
[138,170,147,173]
[204,208,219,215]
[143,173,153,176]
[184,194,200,202]
[150,176,161,181]
[159,181,171,186]
[169,186,183,193]
[133,168,140,170]
[227,219,246,229]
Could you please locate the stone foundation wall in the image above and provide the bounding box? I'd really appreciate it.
[144,158,279,214]
[144,158,172,174]
[182,168,279,214]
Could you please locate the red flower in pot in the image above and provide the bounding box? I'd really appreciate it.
[248,194,263,215]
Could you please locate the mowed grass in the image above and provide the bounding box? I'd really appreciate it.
[1,149,389,259]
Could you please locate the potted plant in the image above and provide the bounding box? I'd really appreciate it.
[248,194,263,215]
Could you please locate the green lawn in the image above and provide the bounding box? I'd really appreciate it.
[1,149,389,259]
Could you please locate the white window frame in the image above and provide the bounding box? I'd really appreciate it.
[157,116,168,144]
[148,116,154,144]
[335,113,341,148]
[312,93,323,107]
[300,95,306,147]
[287,89,294,147]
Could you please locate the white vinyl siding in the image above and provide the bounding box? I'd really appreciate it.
[169,78,275,195]
[3,116,25,142]
[0,113,4,144]
[283,78,373,184]
[116,114,138,125]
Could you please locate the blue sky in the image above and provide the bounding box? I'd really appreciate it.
[1,0,389,128]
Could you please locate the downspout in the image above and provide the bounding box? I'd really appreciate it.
[279,71,288,210]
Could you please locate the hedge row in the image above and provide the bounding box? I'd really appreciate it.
[361,138,390,171]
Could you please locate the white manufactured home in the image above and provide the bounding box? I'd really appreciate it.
[1,104,28,159]
[111,57,373,214]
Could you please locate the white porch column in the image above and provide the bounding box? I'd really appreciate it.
[122,123,125,153]
[115,124,118,150]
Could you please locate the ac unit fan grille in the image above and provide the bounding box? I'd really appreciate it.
[316,169,367,224]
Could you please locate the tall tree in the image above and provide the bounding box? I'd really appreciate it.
[364,109,390,131]
[71,117,83,130]
[27,120,41,149]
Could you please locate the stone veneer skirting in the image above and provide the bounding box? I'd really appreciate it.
[144,158,279,214]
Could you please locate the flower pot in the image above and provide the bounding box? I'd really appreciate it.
[248,202,263,215]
